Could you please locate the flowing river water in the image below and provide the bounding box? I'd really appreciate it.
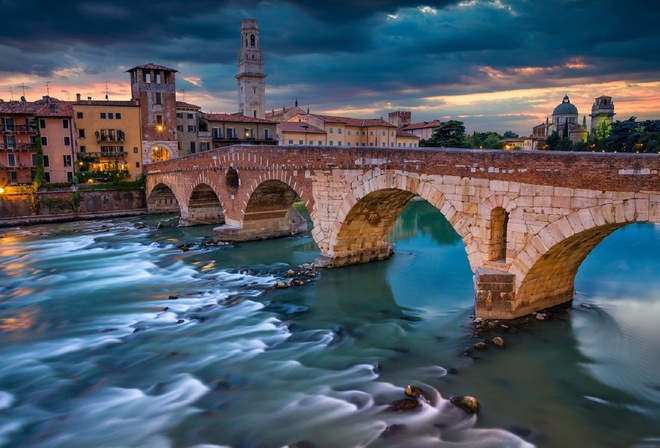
[0,200,659,448]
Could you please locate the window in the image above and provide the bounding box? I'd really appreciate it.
[329,141,333,146]
[298,140,303,145]
[382,131,386,136]
[100,112,107,119]
[338,142,342,146]
[318,140,322,145]
[79,129,86,138]
[108,113,114,119]
[212,128,222,138]
[156,115,163,125]
[67,172,73,182]
[338,128,342,134]
[190,142,196,153]
[370,131,374,136]
[347,130,351,135]
[177,125,184,132]
[39,119,46,129]
[156,73,162,84]
[288,140,293,145]
[41,136,48,146]
[136,162,140,168]
[43,155,50,167]
[9,171,17,183]
[329,128,334,133]
[7,154,15,167]
[264,129,270,139]
[3,135,16,149]
[176,113,183,119]
[155,92,162,104]
[63,155,72,167]
[80,145,86,152]
[76,112,84,119]
[115,113,122,119]
[188,125,196,133]
[133,147,138,154]
[44,172,51,183]
[63,136,71,146]
[200,142,210,151]
[62,119,69,129]
[187,113,194,119]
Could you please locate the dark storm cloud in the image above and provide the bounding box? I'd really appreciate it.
[1,0,659,133]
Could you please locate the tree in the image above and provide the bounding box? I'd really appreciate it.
[593,120,611,151]
[32,129,45,189]
[502,131,519,139]
[426,120,467,148]
[546,131,560,151]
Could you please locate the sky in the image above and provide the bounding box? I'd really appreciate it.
[1,0,659,136]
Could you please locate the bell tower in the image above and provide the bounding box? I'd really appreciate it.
[236,19,267,119]
[590,95,615,136]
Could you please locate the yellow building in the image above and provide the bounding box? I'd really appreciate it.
[282,113,420,148]
[71,98,143,182]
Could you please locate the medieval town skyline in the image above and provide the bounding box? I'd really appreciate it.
[1,0,659,136]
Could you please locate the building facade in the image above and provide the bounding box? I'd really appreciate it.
[590,95,615,135]
[237,19,267,119]
[400,120,442,141]
[127,63,179,165]
[203,113,276,149]
[71,98,143,181]
[281,113,420,148]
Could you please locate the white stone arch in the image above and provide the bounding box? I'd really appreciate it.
[320,170,476,268]
[510,199,651,314]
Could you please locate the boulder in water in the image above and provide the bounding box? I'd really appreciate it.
[388,398,422,412]
[450,395,479,414]
[404,384,431,403]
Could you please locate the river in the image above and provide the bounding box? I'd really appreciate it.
[0,200,658,448]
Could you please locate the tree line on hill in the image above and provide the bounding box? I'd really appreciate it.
[420,118,660,153]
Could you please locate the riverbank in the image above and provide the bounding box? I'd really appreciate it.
[0,208,149,227]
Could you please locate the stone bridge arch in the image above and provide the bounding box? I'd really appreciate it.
[314,171,473,268]
[147,182,182,214]
[213,170,312,242]
[485,199,655,318]
[179,173,226,226]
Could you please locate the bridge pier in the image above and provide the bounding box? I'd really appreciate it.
[474,268,517,319]
[213,207,307,242]
[313,243,394,268]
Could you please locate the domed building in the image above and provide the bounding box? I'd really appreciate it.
[551,95,588,143]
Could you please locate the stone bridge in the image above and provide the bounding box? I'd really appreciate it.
[145,145,660,319]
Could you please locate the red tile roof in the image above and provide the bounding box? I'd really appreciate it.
[126,63,178,72]
[202,113,276,124]
[396,129,419,138]
[401,120,441,131]
[278,122,326,134]
[176,101,201,109]
[309,114,397,128]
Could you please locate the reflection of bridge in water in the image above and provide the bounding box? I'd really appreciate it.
[145,145,660,319]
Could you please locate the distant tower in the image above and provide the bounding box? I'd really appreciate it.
[388,111,411,128]
[590,95,615,135]
[236,19,267,119]
[127,63,178,164]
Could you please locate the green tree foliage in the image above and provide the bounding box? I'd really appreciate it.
[466,131,503,149]
[603,117,660,153]
[424,120,467,148]
[593,120,611,150]
[502,131,519,139]
[32,130,45,189]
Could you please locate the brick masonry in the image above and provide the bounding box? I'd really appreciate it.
[146,145,660,318]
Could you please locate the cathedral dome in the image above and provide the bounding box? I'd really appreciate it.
[553,95,578,116]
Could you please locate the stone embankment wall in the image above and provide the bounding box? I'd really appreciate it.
[0,186,146,225]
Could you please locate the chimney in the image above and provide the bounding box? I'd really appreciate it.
[76,93,81,101]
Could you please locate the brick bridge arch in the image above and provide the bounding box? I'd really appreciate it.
[146,145,660,319]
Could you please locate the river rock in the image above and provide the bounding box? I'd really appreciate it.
[373,362,383,374]
[404,385,431,403]
[473,341,487,349]
[492,336,505,348]
[388,398,421,412]
[285,269,297,278]
[450,395,479,414]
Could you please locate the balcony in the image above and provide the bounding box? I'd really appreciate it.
[78,151,127,161]
[95,130,126,143]
[0,124,38,134]
[0,143,37,151]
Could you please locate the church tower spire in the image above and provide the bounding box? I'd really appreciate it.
[236,19,267,119]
